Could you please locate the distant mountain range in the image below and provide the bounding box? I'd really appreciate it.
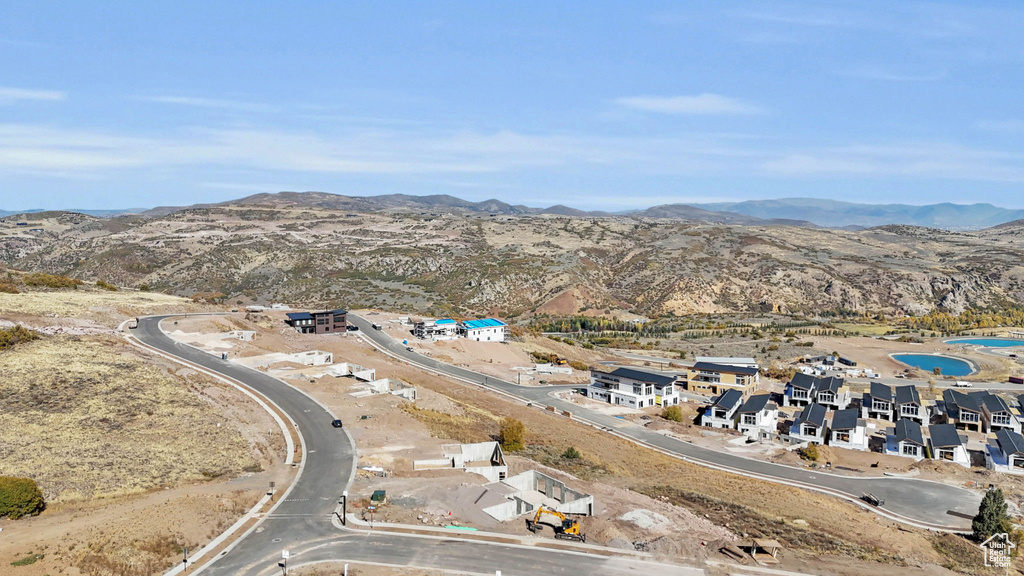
[0,208,146,218]
[688,198,1024,230]
[5,193,1024,229]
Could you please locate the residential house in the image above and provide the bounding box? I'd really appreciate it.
[783,373,817,407]
[942,389,984,432]
[587,367,680,409]
[828,408,869,451]
[815,377,850,410]
[789,403,827,444]
[685,362,760,397]
[700,389,744,429]
[461,318,507,342]
[980,393,1022,434]
[414,318,460,341]
[928,423,970,468]
[736,394,779,440]
[986,429,1024,475]
[285,309,347,334]
[861,382,894,421]
[894,385,927,424]
[886,419,926,460]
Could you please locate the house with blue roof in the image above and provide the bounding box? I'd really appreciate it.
[461,318,507,342]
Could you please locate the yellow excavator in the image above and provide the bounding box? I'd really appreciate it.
[526,506,586,542]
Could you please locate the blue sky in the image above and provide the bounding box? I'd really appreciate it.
[2,1,1024,210]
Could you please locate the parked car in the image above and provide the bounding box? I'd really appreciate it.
[406,346,415,352]
[331,419,344,428]
[953,381,973,388]
[348,325,359,331]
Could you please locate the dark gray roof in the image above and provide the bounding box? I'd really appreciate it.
[870,382,893,402]
[710,388,744,410]
[738,394,772,414]
[894,418,924,445]
[609,367,677,387]
[693,361,759,376]
[996,429,1024,456]
[797,403,827,428]
[286,312,312,321]
[894,385,921,406]
[982,393,1012,414]
[943,389,981,413]
[929,423,963,449]
[818,377,843,394]
[788,372,818,391]
[1018,394,1024,410]
[831,408,861,430]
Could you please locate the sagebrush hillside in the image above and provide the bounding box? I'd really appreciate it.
[2,197,1024,318]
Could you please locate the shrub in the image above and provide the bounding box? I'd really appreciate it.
[138,283,151,292]
[96,280,118,291]
[0,281,18,294]
[23,272,83,289]
[569,360,588,371]
[562,446,581,460]
[10,554,42,566]
[0,476,45,519]
[0,325,39,350]
[661,405,684,422]
[798,443,819,461]
[498,417,525,452]
[933,367,942,375]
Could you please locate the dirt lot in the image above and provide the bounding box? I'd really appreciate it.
[166,314,995,576]
[0,291,286,576]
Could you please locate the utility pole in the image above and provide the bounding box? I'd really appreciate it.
[182,547,188,573]
[339,491,348,526]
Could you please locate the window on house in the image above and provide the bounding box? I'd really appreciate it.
[901,405,916,416]
[1013,456,1024,469]
[835,431,850,443]
[993,413,1011,426]
[902,444,918,456]
[742,415,756,425]
[939,449,954,461]
[803,425,817,436]
[872,400,888,412]
[962,412,979,423]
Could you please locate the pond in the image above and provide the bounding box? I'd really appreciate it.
[892,353,974,377]
[947,338,1024,348]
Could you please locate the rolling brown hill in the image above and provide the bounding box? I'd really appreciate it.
[2,194,1023,319]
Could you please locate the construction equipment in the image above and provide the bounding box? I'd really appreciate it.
[862,492,884,507]
[526,506,586,542]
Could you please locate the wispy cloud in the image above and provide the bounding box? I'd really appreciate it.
[136,95,275,113]
[976,119,1024,133]
[615,94,764,115]
[0,87,66,104]
[839,66,946,82]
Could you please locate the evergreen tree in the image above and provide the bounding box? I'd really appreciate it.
[973,488,1011,542]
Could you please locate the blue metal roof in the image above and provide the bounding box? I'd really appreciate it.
[463,318,506,329]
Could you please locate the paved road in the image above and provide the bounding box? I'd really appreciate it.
[351,314,983,530]
[135,316,703,576]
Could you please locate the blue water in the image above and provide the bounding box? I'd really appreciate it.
[892,354,974,377]
[947,338,1024,348]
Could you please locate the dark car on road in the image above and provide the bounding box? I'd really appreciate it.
[348,325,359,331]
[331,419,343,428]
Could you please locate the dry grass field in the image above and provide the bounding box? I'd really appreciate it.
[0,289,199,326]
[0,334,261,502]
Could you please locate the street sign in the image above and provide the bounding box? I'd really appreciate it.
[368,505,376,511]
[281,550,290,559]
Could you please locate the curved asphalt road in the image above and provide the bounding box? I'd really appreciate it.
[135,316,702,576]
[350,314,983,530]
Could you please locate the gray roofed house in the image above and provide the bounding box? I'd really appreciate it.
[607,367,677,387]
[929,423,970,468]
[989,429,1024,475]
[978,392,1022,434]
[828,408,868,451]
[736,393,779,440]
[701,389,744,429]
[888,418,925,460]
[692,362,759,376]
[943,389,984,431]
[790,403,827,444]
[862,382,895,421]
[894,385,927,424]
[784,373,818,407]
[814,376,850,410]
